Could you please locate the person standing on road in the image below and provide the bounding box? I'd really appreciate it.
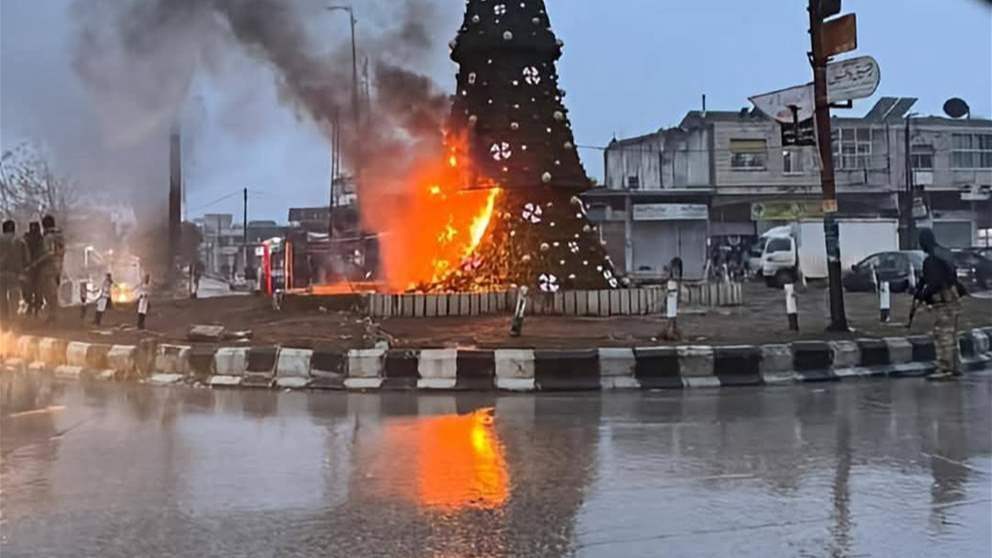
[915,228,967,381]
[1,220,29,331]
[94,272,113,326]
[37,215,66,324]
[22,221,44,316]
[135,273,150,330]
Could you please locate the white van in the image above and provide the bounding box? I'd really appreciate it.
[759,219,899,287]
[748,226,792,276]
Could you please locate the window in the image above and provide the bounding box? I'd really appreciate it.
[910,145,933,170]
[782,149,803,174]
[730,139,767,170]
[766,237,792,253]
[951,133,992,169]
[627,175,640,189]
[831,127,877,169]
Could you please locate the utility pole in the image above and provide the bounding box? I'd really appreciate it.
[808,0,848,331]
[243,187,249,277]
[902,114,918,249]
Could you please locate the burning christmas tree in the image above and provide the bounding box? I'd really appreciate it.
[423,0,618,293]
[380,0,618,293]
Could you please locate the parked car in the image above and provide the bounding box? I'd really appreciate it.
[952,249,992,290]
[842,250,925,293]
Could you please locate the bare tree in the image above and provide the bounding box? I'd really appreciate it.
[0,142,79,223]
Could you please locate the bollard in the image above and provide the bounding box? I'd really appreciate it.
[785,283,799,331]
[79,280,89,321]
[870,264,879,293]
[660,279,681,340]
[908,261,917,291]
[666,280,679,319]
[509,287,529,337]
[879,281,891,322]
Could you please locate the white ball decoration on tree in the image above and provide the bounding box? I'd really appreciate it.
[553,110,564,121]
[503,30,514,40]
[541,172,552,183]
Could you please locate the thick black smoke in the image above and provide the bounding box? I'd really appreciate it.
[70,0,452,215]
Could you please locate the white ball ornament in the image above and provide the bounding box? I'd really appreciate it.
[541,172,552,183]
[503,31,514,41]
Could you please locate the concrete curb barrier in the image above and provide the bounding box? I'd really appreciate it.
[494,349,535,391]
[155,344,191,375]
[2,327,990,392]
[310,346,347,389]
[417,349,458,390]
[275,348,312,389]
[598,348,638,389]
[244,346,278,387]
[345,348,385,390]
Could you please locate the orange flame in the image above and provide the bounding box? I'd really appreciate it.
[375,136,501,291]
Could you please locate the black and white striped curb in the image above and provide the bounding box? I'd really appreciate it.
[2,327,990,391]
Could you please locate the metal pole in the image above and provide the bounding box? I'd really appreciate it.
[904,115,916,250]
[348,10,359,125]
[243,188,248,277]
[808,0,848,331]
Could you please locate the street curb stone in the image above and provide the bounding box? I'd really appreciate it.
[3,328,990,392]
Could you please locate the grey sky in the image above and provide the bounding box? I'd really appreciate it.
[2,0,990,223]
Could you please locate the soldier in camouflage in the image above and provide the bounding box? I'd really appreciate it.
[914,228,966,381]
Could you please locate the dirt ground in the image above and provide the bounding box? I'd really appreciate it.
[11,282,992,350]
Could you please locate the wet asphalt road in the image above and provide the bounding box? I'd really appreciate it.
[1,374,990,558]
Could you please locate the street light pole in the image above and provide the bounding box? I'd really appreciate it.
[243,187,249,278]
[326,5,360,126]
[808,0,848,331]
[326,5,360,241]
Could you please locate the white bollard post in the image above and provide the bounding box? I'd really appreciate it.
[666,280,679,319]
[785,283,799,331]
[879,281,891,322]
[908,261,917,291]
[510,287,529,337]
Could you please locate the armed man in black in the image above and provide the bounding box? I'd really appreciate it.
[914,228,966,381]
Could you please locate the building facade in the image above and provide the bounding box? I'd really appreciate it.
[589,98,992,280]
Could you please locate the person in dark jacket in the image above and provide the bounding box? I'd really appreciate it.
[915,228,966,380]
[22,222,44,316]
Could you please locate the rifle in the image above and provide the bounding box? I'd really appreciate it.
[907,297,920,330]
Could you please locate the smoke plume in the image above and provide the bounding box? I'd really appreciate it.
[67,0,453,227]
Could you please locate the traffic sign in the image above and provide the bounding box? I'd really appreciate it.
[822,14,857,57]
[826,56,879,102]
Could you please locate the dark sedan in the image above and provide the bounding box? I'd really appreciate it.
[842,250,925,293]
[952,248,992,290]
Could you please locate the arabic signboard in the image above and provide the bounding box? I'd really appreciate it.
[751,201,824,222]
[826,56,880,103]
[749,84,814,124]
[822,13,857,57]
[750,56,881,123]
[633,204,709,222]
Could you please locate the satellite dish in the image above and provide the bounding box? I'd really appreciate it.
[943,97,970,119]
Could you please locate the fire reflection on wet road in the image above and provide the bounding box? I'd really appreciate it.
[1,373,989,557]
